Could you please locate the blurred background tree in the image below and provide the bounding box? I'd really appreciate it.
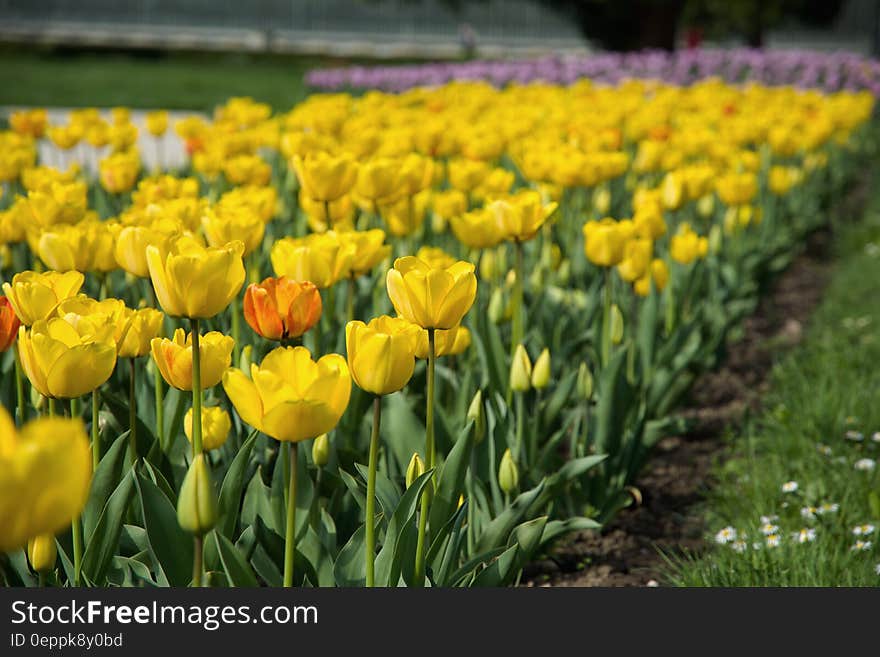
[435,0,847,50]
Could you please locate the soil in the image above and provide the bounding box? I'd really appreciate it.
[522,230,835,587]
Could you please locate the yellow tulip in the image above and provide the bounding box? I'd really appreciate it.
[201,206,265,257]
[448,158,490,193]
[150,328,233,391]
[99,150,141,194]
[386,256,477,330]
[345,316,420,395]
[114,224,177,278]
[582,218,634,267]
[670,224,709,265]
[27,181,88,227]
[292,151,358,202]
[36,220,120,274]
[431,189,467,222]
[380,190,430,237]
[398,153,435,196]
[489,190,557,243]
[2,270,84,326]
[339,229,391,277]
[27,534,57,572]
[17,316,117,399]
[616,238,653,282]
[450,207,504,249]
[414,324,471,359]
[117,307,164,358]
[355,157,401,203]
[634,259,669,296]
[223,154,271,187]
[184,406,231,451]
[270,231,355,289]
[145,110,169,137]
[222,346,351,443]
[415,246,457,270]
[146,236,245,318]
[0,405,91,552]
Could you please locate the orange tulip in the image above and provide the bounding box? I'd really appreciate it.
[0,296,21,352]
[243,276,322,341]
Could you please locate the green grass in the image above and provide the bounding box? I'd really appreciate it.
[667,177,880,586]
[0,47,327,111]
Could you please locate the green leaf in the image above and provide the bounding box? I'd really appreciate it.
[470,543,519,587]
[134,471,193,587]
[81,472,135,585]
[217,430,258,538]
[354,461,402,525]
[213,531,258,587]
[374,469,435,587]
[333,523,367,587]
[428,420,474,534]
[83,431,130,539]
[381,393,425,473]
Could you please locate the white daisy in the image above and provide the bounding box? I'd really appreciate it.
[872,432,880,443]
[845,430,864,442]
[731,540,747,553]
[851,540,873,552]
[766,534,781,548]
[816,443,833,456]
[817,502,839,515]
[760,523,780,536]
[801,506,817,520]
[781,481,798,493]
[854,458,876,472]
[760,515,779,524]
[793,528,816,544]
[714,526,737,545]
[853,524,876,536]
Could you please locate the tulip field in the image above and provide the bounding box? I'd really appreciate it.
[0,74,876,588]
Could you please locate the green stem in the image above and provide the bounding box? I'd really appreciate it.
[365,395,382,587]
[154,364,165,452]
[70,397,83,586]
[190,318,203,457]
[231,294,241,366]
[47,397,56,417]
[601,267,612,366]
[516,391,525,463]
[13,343,26,425]
[346,276,356,324]
[129,359,137,464]
[192,535,203,587]
[512,241,524,358]
[91,389,100,471]
[283,441,299,587]
[413,328,436,587]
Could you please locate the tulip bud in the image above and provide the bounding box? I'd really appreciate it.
[557,259,571,285]
[577,362,594,400]
[479,249,497,282]
[176,454,217,536]
[708,224,723,255]
[457,494,465,509]
[431,211,447,234]
[312,433,330,467]
[498,448,519,495]
[184,406,231,452]
[510,344,532,392]
[488,287,507,324]
[697,194,715,219]
[531,348,551,389]
[467,389,486,443]
[505,269,516,288]
[610,304,624,345]
[239,344,253,373]
[529,267,544,290]
[27,534,57,572]
[406,452,425,488]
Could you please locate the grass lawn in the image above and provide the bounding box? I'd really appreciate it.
[668,172,880,586]
[0,47,326,111]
